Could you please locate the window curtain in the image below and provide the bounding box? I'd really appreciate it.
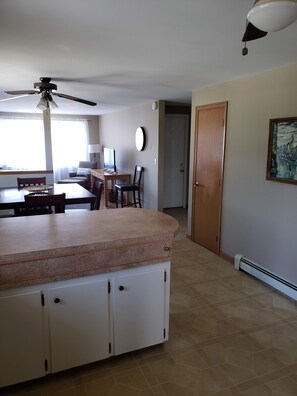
[0,118,45,170]
[51,119,89,182]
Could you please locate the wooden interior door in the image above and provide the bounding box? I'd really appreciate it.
[192,102,227,254]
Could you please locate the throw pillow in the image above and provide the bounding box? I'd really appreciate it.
[76,167,91,176]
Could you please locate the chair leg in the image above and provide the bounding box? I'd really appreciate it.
[121,191,124,208]
[115,187,119,208]
[138,188,142,208]
[133,190,137,207]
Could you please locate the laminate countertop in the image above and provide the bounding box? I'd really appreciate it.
[0,208,179,290]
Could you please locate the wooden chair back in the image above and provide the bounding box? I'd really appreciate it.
[91,180,103,210]
[133,166,144,186]
[17,177,46,189]
[24,193,66,215]
[115,166,144,208]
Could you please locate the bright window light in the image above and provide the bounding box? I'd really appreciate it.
[51,119,89,181]
[0,118,45,170]
[0,117,90,178]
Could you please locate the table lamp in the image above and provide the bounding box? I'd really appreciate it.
[88,144,101,162]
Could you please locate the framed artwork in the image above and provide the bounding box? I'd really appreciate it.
[266,117,297,185]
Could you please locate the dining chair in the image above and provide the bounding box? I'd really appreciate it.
[15,177,47,216]
[24,193,66,215]
[65,180,103,213]
[114,166,144,208]
[91,180,104,210]
[17,177,46,189]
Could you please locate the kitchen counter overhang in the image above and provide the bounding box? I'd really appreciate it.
[0,208,179,290]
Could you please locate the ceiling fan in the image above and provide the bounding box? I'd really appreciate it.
[1,77,97,109]
[242,0,297,55]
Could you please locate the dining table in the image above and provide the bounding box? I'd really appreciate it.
[0,183,96,212]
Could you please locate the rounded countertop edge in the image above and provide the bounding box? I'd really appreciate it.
[0,208,179,263]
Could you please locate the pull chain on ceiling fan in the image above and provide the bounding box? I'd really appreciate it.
[1,77,97,109]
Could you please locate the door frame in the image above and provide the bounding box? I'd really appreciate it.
[191,101,228,254]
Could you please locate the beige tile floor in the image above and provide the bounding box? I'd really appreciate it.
[3,209,297,395]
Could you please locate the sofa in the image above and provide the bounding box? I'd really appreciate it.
[58,161,97,190]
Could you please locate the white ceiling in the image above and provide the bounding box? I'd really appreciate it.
[0,0,296,115]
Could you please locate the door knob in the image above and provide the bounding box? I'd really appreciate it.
[119,285,125,291]
[193,182,200,187]
[54,298,60,304]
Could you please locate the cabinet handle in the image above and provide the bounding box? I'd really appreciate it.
[119,286,125,291]
[163,246,170,252]
[54,298,61,304]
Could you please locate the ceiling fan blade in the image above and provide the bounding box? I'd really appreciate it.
[0,92,38,102]
[53,92,97,106]
[242,21,267,42]
[5,90,38,95]
[51,73,130,86]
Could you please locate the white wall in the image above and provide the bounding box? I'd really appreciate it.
[190,63,297,284]
[98,102,161,210]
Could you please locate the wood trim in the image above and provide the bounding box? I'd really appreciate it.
[0,170,53,175]
[219,251,234,264]
[195,102,227,111]
[186,236,234,265]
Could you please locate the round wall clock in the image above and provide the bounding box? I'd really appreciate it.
[135,127,146,151]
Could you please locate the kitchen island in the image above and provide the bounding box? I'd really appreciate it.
[0,208,178,388]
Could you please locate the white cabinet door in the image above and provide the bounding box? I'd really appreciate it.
[0,290,46,388]
[47,277,110,373]
[113,264,169,355]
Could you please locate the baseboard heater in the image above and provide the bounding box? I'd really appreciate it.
[234,254,297,302]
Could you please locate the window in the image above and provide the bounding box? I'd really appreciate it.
[0,118,45,170]
[0,117,90,180]
[51,119,89,181]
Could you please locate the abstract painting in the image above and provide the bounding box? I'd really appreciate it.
[266,117,297,185]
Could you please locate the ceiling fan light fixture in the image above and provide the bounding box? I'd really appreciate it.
[247,0,297,32]
[49,99,58,109]
[37,91,58,110]
[36,96,48,111]
[48,94,58,109]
